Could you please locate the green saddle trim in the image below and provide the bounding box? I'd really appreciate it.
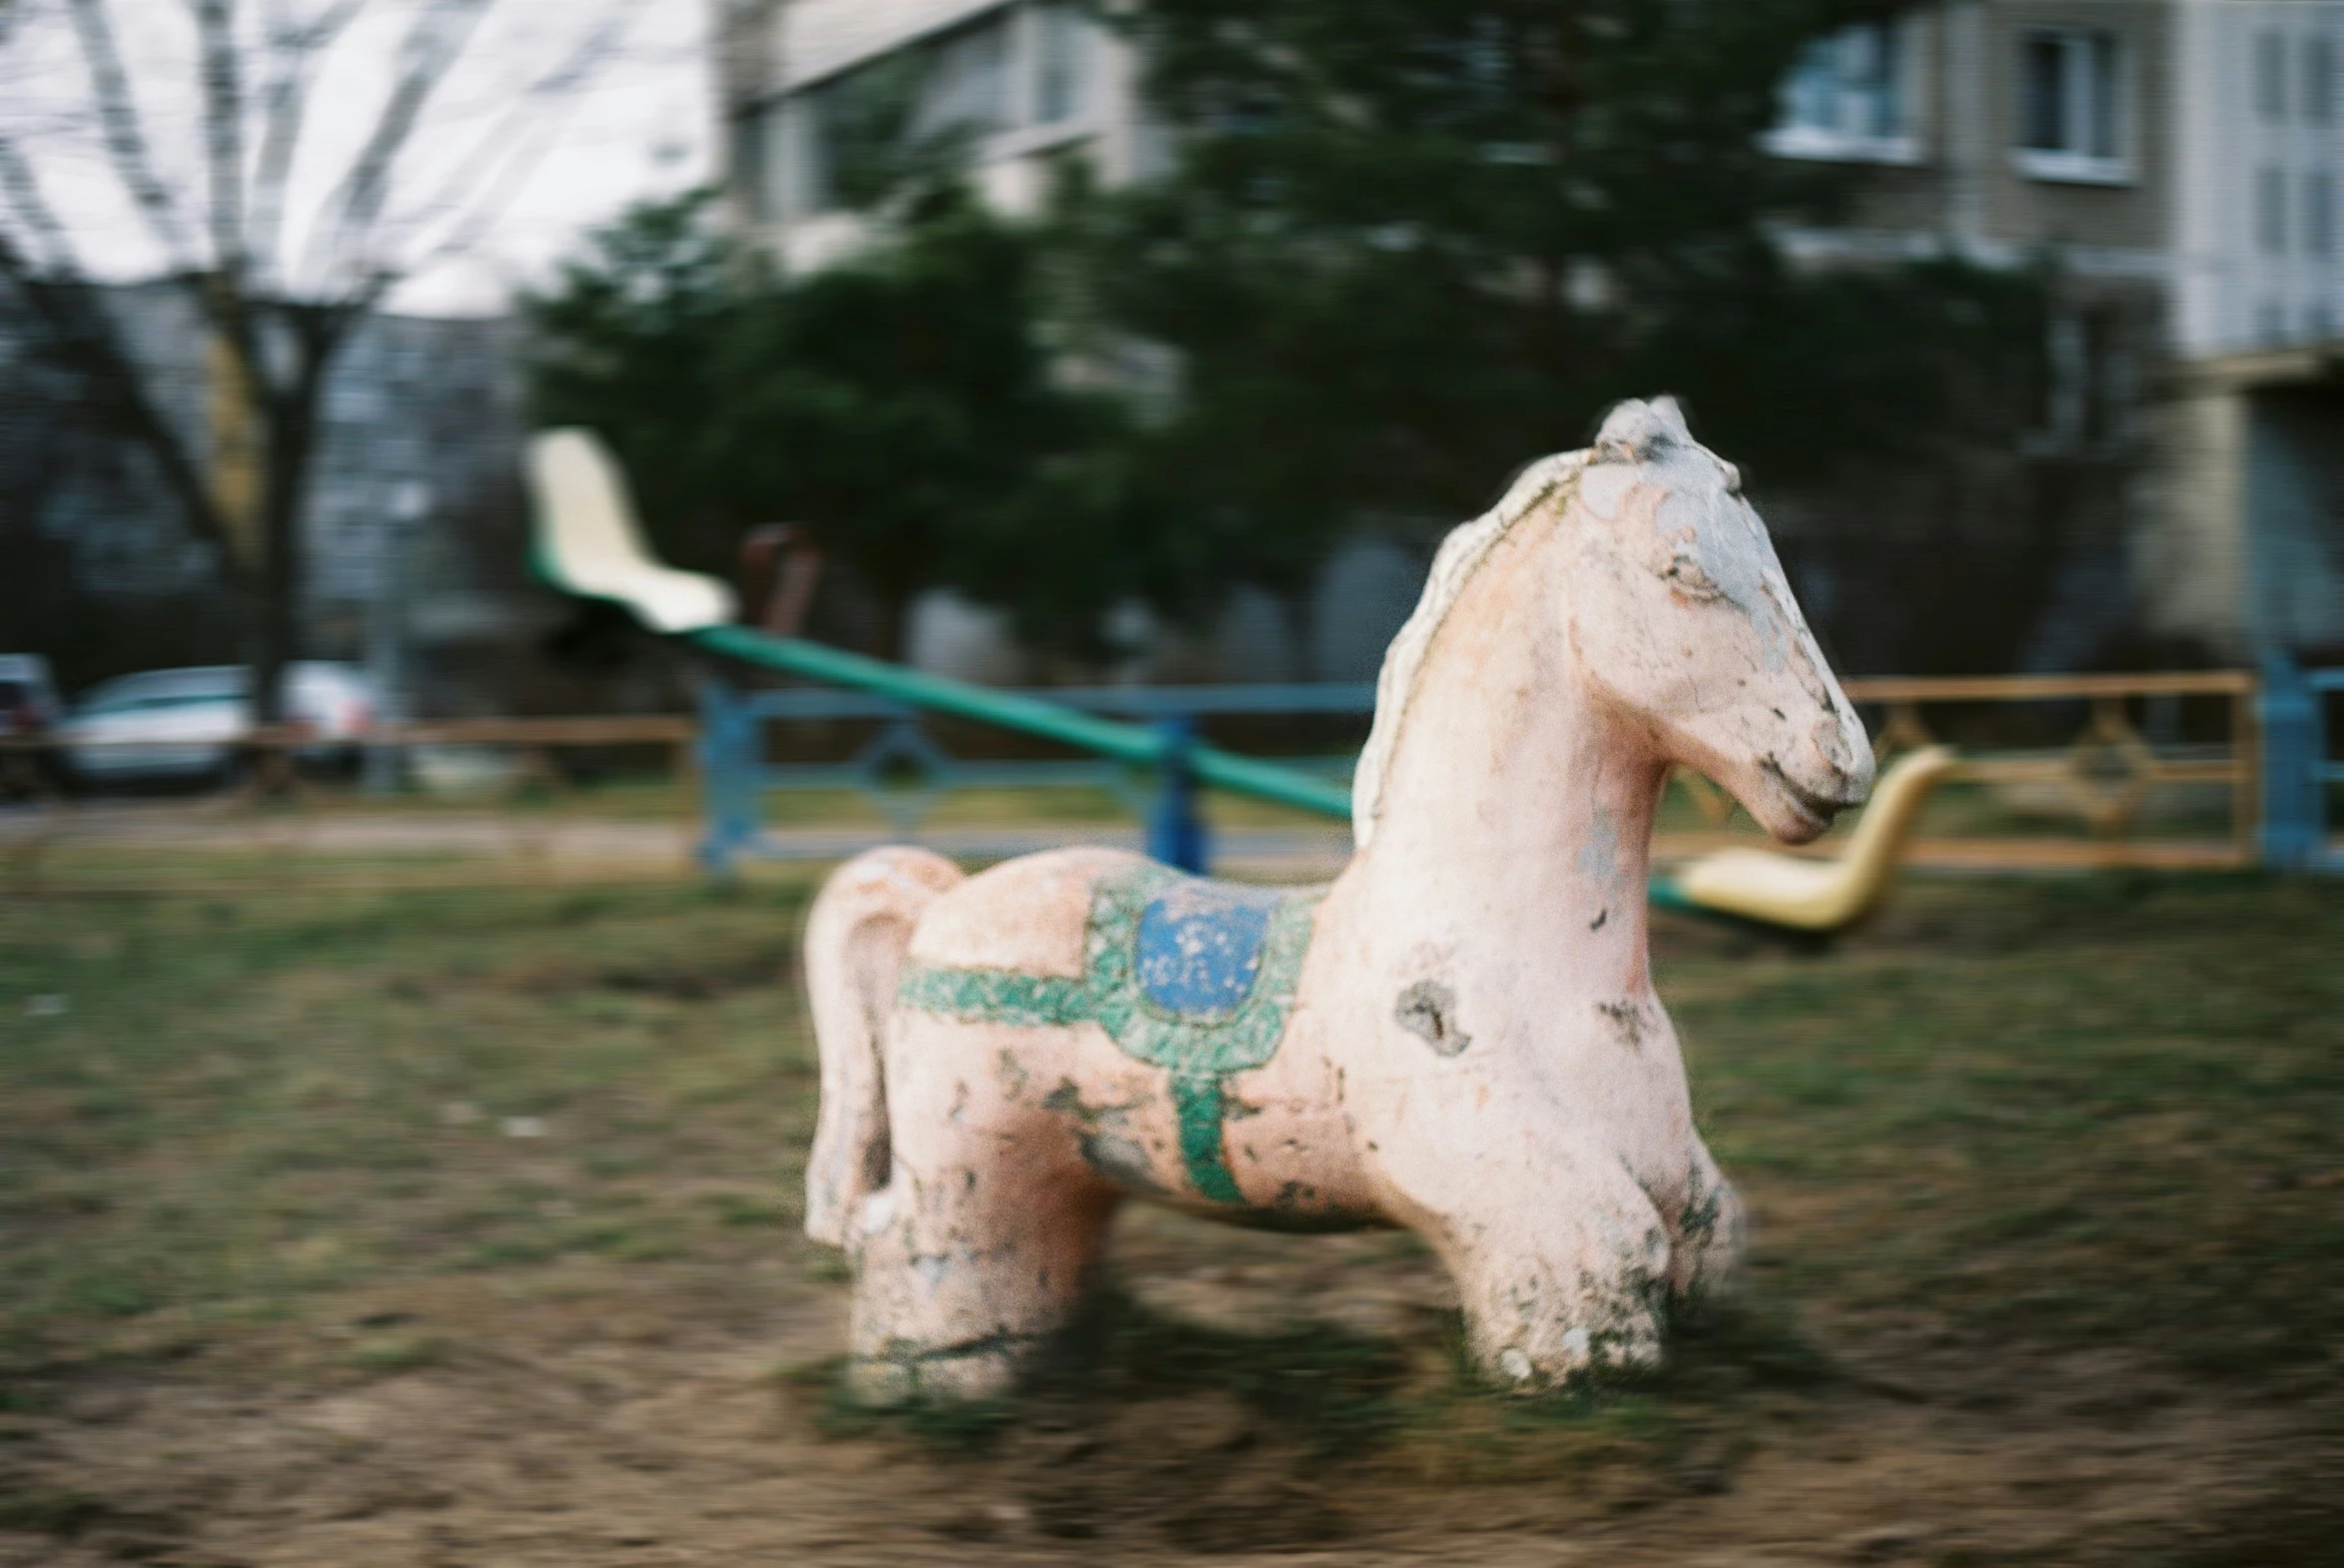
[895,863,1323,1203]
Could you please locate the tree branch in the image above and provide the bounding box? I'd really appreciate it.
[62,0,200,271]
[0,227,235,567]
[0,137,83,275]
[248,0,370,290]
[304,0,495,298]
[193,0,250,286]
[383,0,645,287]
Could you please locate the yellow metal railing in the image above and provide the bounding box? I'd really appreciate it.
[1658,670,2259,871]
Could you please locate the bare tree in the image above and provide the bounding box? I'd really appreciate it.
[0,0,644,719]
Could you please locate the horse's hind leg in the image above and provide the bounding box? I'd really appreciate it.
[846,1116,1118,1402]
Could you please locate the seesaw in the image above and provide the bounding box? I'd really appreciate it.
[1649,743,1958,938]
[523,427,1947,936]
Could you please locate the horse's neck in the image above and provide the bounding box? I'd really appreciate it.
[1358,520,1664,997]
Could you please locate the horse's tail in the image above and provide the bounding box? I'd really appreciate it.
[802,846,965,1247]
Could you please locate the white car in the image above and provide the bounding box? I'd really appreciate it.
[58,663,381,785]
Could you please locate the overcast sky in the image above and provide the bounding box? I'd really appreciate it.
[0,0,712,318]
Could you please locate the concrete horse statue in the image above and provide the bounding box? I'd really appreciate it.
[803,396,1874,1399]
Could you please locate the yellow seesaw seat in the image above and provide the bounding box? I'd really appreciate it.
[1669,745,1959,933]
[526,429,737,634]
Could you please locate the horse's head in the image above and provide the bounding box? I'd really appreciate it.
[1563,397,1873,843]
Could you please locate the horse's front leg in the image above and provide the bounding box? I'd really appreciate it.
[1407,1129,1675,1389]
[1667,1134,1748,1303]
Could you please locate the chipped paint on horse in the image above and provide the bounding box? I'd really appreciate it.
[802,397,1874,1400]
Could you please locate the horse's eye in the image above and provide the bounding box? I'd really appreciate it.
[1663,551,1725,602]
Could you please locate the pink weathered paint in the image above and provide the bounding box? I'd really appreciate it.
[803,397,1874,1400]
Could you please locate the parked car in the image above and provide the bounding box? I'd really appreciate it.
[57,663,380,786]
[0,654,60,738]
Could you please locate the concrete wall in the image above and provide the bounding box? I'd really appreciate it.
[2137,375,2250,651]
[2139,354,2344,660]
[2170,0,2344,355]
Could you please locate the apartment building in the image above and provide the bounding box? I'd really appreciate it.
[716,0,2344,665]
[1771,1,2343,661]
[721,1,1150,275]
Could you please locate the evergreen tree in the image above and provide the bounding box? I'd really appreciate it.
[524,189,1150,661]
[1058,0,2057,668]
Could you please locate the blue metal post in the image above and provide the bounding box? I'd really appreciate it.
[2259,655,2319,872]
[1148,716,1208,875]
[697,677,762,877]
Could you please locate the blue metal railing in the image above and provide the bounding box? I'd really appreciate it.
[2258,657,2344,874]
[696,678,1376,876]
[701,663,2336,877]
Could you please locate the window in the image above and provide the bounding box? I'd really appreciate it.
[1034,2,1090,125]
[789,67,886,217]
[2256,31,2288,121]
[2258,165,2288,255]
[786,12,1016,218]
[2309,36,2337,126]
[2308,172,2336,259]
[1766,21,1916,163]
[914,13,1015,141]
[730,107,772,224]
[2016,29,2127,183]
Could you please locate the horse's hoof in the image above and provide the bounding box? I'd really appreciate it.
[845,1344,1022,1406]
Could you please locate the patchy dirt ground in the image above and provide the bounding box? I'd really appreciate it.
[2,874,2338,1566]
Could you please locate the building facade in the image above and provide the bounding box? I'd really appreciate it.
[715,0,2344,668]
[1773,1,2344,662]
[721,1,1152,274]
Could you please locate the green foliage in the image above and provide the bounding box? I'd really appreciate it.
[521,193,743,570]
[527,3,2071,669]
[1057,0,2055,644]
[524,190,1150,658]
[531,0,2071,665]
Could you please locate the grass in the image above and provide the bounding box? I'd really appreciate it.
[0,864,2338,1560]
[0,878,822,1373]
[1672,872,2344,1378]
[3,870,2338,1383]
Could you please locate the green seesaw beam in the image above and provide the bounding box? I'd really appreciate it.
[690,622,1352,819]
[524,428,1351,822]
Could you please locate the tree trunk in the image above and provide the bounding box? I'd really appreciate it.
[247,311,336,728]
[1281,581,1317,684]
[249,480,300,727]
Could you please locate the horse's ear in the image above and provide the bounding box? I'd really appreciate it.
[1592,395,1690,464]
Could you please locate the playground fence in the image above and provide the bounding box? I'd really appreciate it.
[1,666,2332,894]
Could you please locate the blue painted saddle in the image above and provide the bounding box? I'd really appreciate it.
[897,863,1324,1202]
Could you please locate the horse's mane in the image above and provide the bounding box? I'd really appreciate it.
[1349,448,1589,848]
